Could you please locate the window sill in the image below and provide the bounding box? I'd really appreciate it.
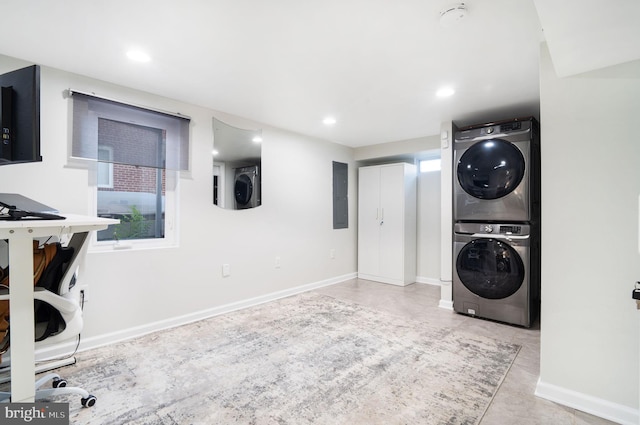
[90,238,177,253]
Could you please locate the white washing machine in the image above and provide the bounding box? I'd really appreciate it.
[454,117,540,222]
[234,165,260,209]
[453,222,539,327]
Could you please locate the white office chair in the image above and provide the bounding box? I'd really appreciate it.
[0,232,97,407]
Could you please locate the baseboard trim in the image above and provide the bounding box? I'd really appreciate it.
[535,378,639,425]
[438,299,454,310]
[415,276,441,286]
[68,272,357,355]
[357,273,414,286]
[415,277,453,310]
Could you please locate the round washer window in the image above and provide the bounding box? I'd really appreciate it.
[234,174,253,205]
[457,139,525,200]
[456,238,524,299]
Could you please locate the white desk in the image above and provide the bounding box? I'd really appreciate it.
[0,214,117,402]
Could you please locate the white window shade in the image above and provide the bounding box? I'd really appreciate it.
[71,91,190,171]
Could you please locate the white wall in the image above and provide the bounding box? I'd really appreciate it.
[536,44,640,424]
[439,121,454,308]
[0,55,357,348]
[353,135,440,162]
[416,156,441,284]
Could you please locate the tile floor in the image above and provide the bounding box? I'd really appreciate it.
[314,279,618,425]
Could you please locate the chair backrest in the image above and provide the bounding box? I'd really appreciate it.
[36,245,74,293]
[34,232,90,342]
[48,232,90,296]
[34,246,73,341]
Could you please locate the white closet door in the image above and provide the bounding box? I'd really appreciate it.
[358,166,381,276]
[379,164,405,280]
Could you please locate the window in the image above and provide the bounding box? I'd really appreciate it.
[332,161,348,229]
[419,158,441,173]
[71,91,190,247]
[96,119,166,241]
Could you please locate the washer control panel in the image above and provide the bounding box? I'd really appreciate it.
[499,225,522,234]
[454,222,528,236]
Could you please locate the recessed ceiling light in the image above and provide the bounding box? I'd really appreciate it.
[436,86,455,98]
[252,136,263,143]
[126,49,151,63]
[323,117,337,126]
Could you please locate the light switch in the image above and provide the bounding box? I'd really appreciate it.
[441,130,449,148]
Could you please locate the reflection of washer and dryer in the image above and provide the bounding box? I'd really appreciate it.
[234,165,261,209]
[453,222,539,327]
[452,117,540,327]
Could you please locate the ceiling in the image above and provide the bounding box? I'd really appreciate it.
[0,1,637,148]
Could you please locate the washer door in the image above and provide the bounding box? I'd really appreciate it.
[457,139,525,200]
[234,174,253,207]
[456,238,524,299]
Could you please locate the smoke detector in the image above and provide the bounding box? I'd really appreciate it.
[439,3,467,27]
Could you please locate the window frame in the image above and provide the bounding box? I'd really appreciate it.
[76,102,181,252]
[89,174,178,251]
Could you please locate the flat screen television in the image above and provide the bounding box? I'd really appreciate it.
[0,64,41,165]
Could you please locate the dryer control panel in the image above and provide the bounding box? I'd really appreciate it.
[455,117,534,140]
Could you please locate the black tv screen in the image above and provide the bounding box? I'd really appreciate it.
[0,65,41,165]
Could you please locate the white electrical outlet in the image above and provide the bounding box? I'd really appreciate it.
[222,264,231,277]
[330,249,335,259]
[275,256,281,268]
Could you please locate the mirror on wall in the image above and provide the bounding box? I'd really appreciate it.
[212,118,262,210]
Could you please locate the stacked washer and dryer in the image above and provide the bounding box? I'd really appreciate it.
[452,117,541,327]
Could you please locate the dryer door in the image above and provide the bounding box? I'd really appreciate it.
[457,139,525,200]
[234,174,254,208]
[456,238,525,299]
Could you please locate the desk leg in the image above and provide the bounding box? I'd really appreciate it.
[8,233,35,402]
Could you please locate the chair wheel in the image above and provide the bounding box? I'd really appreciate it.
[81,395,97,407]
[52,378,67,388]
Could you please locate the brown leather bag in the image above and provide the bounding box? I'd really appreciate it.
[0,241,58,336]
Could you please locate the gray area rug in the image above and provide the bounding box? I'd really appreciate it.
[54,293,519,424]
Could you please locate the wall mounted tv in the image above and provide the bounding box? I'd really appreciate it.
[0,64,41,165]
